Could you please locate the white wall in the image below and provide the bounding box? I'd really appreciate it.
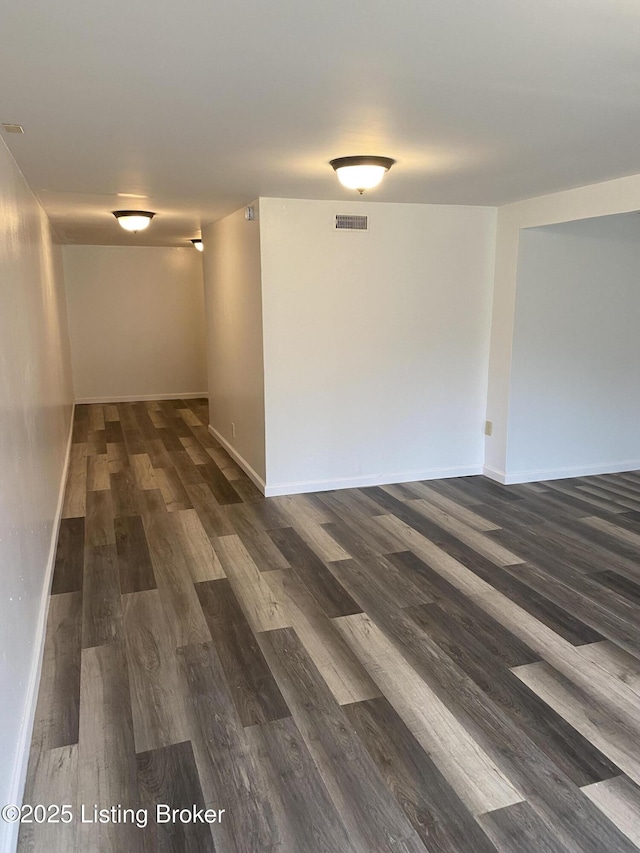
[485,171,640,479]
[259,198,497,494]
[62,245,207,402]
[0,138,73,849]
[506,215,640,480]
[202,202,266,483]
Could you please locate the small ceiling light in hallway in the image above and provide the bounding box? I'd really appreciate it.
[113,210,155,232]
[330,156,395,194]
[191,238,203,251]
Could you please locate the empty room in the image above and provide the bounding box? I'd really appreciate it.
[2,1,640,851]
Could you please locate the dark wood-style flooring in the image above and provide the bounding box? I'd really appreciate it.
[19,399,640,851]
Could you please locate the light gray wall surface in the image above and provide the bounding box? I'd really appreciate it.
[259,197,497,494]
[0,138,74,849]
[507,214,640,478]
[63,245,207,401]
[202,203,266,482]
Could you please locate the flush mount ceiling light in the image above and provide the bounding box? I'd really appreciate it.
[191,238,204,252]
[112,210,155,232]
[329,155,396,194]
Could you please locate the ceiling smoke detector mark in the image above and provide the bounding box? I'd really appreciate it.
[335,214,368,231]
[2,123,24,134]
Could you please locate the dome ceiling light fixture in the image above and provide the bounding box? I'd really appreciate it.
[329,155,396,194]
[191,238,204,252]
[112,210,155,232]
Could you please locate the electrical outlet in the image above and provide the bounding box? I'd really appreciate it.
[485,420,493,436]
[231,422,236,438]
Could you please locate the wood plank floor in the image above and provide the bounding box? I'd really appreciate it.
[19,399,640,852]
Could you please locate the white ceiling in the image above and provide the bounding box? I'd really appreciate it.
[2,0,640,246]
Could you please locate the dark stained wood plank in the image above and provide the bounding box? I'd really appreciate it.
[169,449,206,487]
[157,426,185,452]
[105,419,124,444]
[143,509,211,647]
[344,696,498,852]
[195,578,290,726]
[137,741,216,853]
[322,551,433,612]
[110,467,140,518]
[186,482,236,537]
[406,602,619,787]
[478,801,573,853]
[71,404,89,443]
[117,402,146,455]
[267,526,363,617]
[82,543,122,648]
[131,402,159,440]
[225,502,290,572]
[492,522,637,577]
[596,569,640,607]
[145,436,174,469]
[512,660,640,786]
[245,716,357,852]
[122,590,190,753]
[18,744,78,853]
[85,488,115,547]
[506,561,640,660]
[77,643,142,852]
[107,440,129,474]
[399,538,605,646]
[62,443,88,519]
[230,477,264,503]
[387,551,542,668]
[176,641,286,852]
[180,435,211,465]
[258,627,425,852]
[154,465,193,511]
[358,488,523,566]
[429,476,524,505]
[200,459,243,505]
[262,569,380,705]
[51,517,84,594]
[115,515,156,593]
[87,429,107,456]
[137,487,169,517]
[30,592,82,749]
[86,453,110,491]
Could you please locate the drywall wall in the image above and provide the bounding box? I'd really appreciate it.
[506,214,640,480]
[0,137,73,849]
[484,171,640,479]
[62,245,207,402]
[259,197,497,494]
[202,202,266,484]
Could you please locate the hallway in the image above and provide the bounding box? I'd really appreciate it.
[20,399,640,851]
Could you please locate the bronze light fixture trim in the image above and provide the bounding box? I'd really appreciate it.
[112,210,156,232]
[329,155,396,194]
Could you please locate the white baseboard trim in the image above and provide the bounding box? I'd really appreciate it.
[2,404,75,853]
[482,464,508,484]
[484,459,640,485]
[75,392,208,404]
[207,425,266,494]
[263,464,483,497]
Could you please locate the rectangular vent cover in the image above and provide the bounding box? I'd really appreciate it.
[335,214,368,231]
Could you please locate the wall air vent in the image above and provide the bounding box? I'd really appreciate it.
[335,214,368,231]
